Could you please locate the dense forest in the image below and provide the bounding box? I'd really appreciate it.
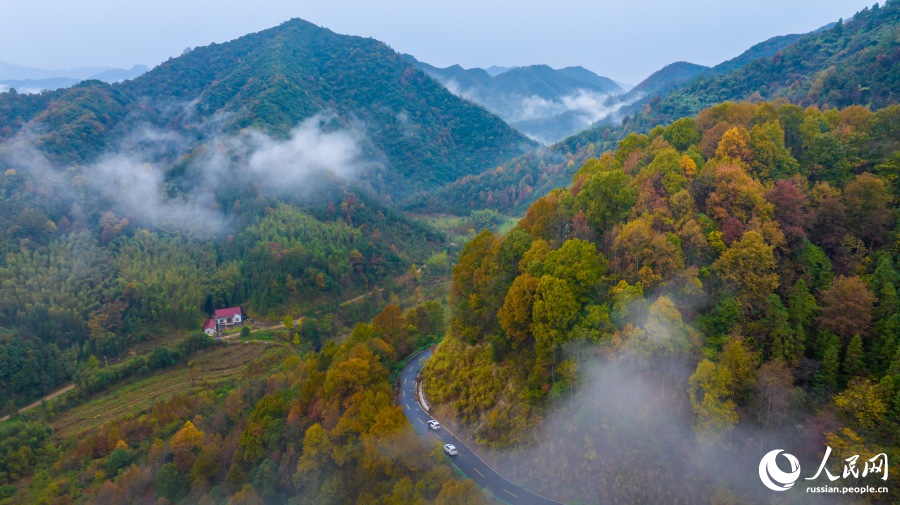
[408,0,899,215]
[0,3,897,504]
[1,302,489,505]
[0,176,449,410]
[424,100,899,502]
[0,19,534,199]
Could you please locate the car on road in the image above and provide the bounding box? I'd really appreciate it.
[443,444,458,456]
[427,420,441,430]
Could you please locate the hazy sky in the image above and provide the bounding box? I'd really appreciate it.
[0,0,877,83]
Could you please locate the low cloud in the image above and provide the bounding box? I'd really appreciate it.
[2,114,368,235]
[90,153,224,233]
[519,89,630,126]
[243,118,363,194]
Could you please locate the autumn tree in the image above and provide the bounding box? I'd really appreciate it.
[843,172,893,248]
[765,180,808,249]
[541,238,606,301]
[749,120,797,181]
[712,231,778,315]
[498,274,541,347]
[611,216,684,287]
[450,230,498,342]
[518,191,571,245]
[639,295,692,355]
[833,378,889,432]
[435,478,484,505]
[170,420,205,454]
[715,126,753,164]
[808,185,847,254]
[817,276,877,341]
[293,423,335,497]
[531,276,579,359]
[688,359,738,439]
[705,164,772,243]
[718,336,760,401]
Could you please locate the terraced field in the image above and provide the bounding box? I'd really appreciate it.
[51,343,277,438]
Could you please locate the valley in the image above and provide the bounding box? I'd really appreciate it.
[0,1,897,504]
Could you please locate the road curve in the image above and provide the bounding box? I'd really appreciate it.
[398,347,561,505]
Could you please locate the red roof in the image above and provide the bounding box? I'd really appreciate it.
[204,319,216,330]
[215,307,242,318]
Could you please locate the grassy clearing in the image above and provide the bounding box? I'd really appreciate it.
[51,343,273,438]
[497,217,521,234]
[241,330,276,341]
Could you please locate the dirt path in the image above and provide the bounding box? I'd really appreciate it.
[0,383,75,422]
[339,287,385,307]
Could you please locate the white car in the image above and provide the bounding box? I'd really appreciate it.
[427,420,441,430]
[443,444,458,456]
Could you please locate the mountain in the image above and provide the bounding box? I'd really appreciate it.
[623,61,709,101]
[485,65,516,76]
[710,24,831,76]
[410,57,623,143]
[0,65,149,95]
[0,62,148,92]
[0,16,540,414]
[0,60,113,81]
[86,64,149,83]
[427,97,900,504]
[0,77,79,94]
[409,1,900,215]
[0,19,535,198]
[614,7,897,139]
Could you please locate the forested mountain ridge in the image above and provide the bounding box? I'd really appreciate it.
[408,1,899,215]
[0,18,535,197]
[609,26,818,110]
[0,17,537,410]
[619,61,709,101]
[409,58,623,143]
[424,100,899,503]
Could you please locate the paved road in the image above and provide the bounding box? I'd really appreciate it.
[398,348,561,505]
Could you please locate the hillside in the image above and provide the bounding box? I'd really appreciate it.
[621,61,709,102]
[424,100,900,503]
[411,58,623,143]
[0,20,512,411]
[1,302,488,504]
[410,2,898,215]
[0,19,535,198]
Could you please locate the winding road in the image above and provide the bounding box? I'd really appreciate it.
[398,347,561,505]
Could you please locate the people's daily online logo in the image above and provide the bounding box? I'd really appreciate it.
[759,450,801,491]
[759,448,889,494]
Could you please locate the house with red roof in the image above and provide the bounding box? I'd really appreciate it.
[203,318,217,336]
[215,307,243,328]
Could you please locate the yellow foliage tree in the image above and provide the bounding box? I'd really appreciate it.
[170,420,205,454]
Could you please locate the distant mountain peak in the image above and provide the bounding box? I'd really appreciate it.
[409,56,623,143]
[1,18,534,198]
